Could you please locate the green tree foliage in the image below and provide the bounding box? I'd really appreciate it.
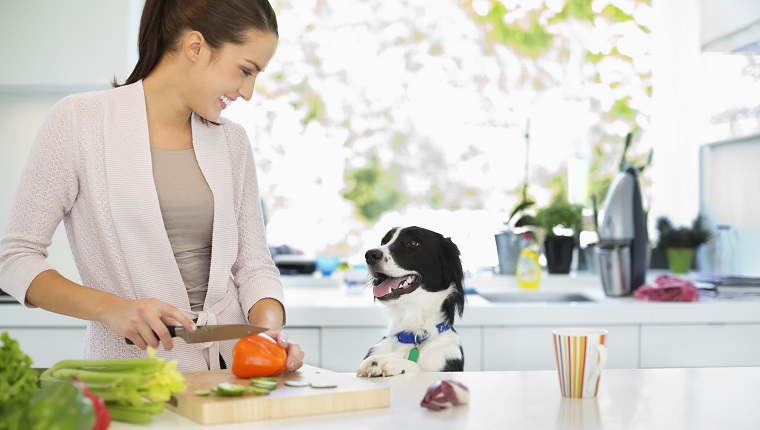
[342,155,405,222]
[468,0,652,209]
[477,3,554,58]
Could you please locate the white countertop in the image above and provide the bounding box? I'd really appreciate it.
[111,366,760,430]
[278,271,760,326]
[3,272,760,328]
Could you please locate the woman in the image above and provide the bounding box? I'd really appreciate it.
[0,0,304,372]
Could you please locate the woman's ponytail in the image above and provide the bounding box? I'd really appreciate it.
[113,0,171,87]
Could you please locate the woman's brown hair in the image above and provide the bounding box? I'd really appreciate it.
[114,0,278,87]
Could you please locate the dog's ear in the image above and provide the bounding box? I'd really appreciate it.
[442,236,465,319]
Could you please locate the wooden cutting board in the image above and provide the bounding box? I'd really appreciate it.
[167,365,390,424]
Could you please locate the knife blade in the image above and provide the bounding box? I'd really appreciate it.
[125,324,269,345]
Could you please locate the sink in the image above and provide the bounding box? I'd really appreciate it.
[477,292,595,303]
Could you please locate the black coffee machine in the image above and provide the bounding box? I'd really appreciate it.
[596,166,648,296]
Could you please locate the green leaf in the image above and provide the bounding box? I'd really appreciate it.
[514,215,539,228]
[481,4,554,58]
[566,0,595,22]
[606,98,636,122]
[599,4,634,23]
[0,331,40,430]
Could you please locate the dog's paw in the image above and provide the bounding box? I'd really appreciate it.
[357,356,420,377]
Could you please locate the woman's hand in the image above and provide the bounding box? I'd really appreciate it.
[25,271,195,351]
[105,297,196,351]
[266,331,305,372]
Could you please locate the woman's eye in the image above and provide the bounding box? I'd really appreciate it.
[242,69,253,77]
[407,240,419,248]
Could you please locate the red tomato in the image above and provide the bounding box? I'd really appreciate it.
[231,333,288,378]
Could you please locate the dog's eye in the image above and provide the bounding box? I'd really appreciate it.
[407,239,419,248]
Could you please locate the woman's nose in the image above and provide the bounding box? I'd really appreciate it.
[240,77,256,101]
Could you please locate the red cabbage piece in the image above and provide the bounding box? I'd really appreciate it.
[420,380,470,411]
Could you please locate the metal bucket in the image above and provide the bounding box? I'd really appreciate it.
[495,231,525,275]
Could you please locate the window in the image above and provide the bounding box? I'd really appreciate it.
[221,1,757,273]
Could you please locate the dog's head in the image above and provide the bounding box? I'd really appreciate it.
[364,226,465,322]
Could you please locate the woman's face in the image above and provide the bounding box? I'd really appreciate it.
[191,29,278,121]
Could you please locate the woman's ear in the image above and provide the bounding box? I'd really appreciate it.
[183,30,206,62]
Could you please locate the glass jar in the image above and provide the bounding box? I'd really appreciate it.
[713,224,735,275]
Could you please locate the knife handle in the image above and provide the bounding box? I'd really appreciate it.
[125,325,177,345]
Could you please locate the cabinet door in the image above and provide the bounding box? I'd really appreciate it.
[483,325,639,371]
[322,327,482,373]
[284,328,321,368]
[322,327,386,373]
[457,327,483,371]
[5,328,86,368]
[641,324,760,368]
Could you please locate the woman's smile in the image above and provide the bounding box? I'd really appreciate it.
[220,95,235,110]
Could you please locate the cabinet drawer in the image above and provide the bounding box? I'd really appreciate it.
[484,325,639,371]
[641,324,760,368]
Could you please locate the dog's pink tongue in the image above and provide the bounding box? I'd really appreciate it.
[373,277,406,298]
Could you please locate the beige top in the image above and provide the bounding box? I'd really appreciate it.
[151,148,213,312]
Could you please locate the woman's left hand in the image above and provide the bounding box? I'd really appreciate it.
[266,331,305,372]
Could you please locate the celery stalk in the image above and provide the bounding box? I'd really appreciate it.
[40,348,184,424]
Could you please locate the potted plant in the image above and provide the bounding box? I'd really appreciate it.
[655,215,711,274]
[495,184,539,274]
[535,200,584,274]
[495,121,539,275]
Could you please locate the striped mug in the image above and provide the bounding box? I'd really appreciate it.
[552,328,608,398]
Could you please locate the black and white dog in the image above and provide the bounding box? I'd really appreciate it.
[357,226,465,377]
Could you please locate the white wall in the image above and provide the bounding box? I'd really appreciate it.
[648,0,705,227]
[699,134,760,276]
[700,0,760,46]
[0,0,140,87]
[0,1,142,285]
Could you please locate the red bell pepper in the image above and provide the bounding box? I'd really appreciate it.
[71,380,111,430]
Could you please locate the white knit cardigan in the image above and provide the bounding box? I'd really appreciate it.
[0,81,285,371]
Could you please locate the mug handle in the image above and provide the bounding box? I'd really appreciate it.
[582,344,608,397]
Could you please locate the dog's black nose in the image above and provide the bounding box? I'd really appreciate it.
[365,249,383,263]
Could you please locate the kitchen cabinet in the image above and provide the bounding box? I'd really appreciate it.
[319,326,483,372]
[5,275,760,372]
[640,324,760,368]
[483,325,640,371]
[5,317,760,372]
[456,327,483,372]
[321,327,385,373]
[282,327,321,368]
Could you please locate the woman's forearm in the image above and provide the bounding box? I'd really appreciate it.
[248,298,285,331]
[26,269,124,323]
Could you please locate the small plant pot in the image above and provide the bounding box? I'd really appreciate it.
[544,236,575,274]
[666,247,694,274]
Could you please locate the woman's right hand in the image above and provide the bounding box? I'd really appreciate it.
[25,271,195,351]
[105,298,196,351]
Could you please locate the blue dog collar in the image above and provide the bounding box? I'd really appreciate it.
[395,322,451,345]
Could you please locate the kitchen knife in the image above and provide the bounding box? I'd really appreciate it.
[125,324,269,345]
